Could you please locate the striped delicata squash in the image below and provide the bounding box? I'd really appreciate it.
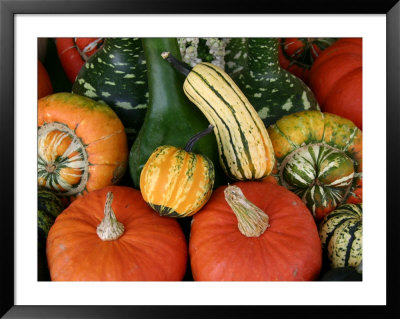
[162,52,275,182]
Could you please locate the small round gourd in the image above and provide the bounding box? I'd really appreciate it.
[267,110,362,220]
[319,203,362,269]
[38,93,128,201]
[140,126,215,218]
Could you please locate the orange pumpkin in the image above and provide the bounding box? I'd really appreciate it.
[308,38,362,129]
[46,186,188,281]
[38,93,128,200]
[189,181,322,281]
[38,60,53,99]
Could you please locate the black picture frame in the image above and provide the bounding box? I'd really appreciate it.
[1,0,399,318]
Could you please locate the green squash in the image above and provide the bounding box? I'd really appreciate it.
[72,38,148,142]
[320,267,362,281]
[38,188,64,281]
[225,38,320,127]
[129,38,227,190]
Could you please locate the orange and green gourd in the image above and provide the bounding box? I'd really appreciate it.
[267,110,362,220]
[38,92,128,200]
[140,125,215,218]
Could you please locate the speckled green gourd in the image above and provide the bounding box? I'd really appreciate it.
[225,38,319,127]
[38,188,64,281]
[72,38,148,142]
[319,203,362,270]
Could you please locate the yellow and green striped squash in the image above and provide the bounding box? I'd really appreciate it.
[267,110,362,220]
[182,62,275,181]
[319,203,362,270]
[140,145,215,218]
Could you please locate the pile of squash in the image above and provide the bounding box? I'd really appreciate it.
[37,37,362,282]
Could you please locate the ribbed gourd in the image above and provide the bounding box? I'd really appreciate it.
[140,126,215,218]
[224,38,320,127]
[162,52,275,181]
[319,203,362,270]
[38,93,128,201]
[267,110,362,221]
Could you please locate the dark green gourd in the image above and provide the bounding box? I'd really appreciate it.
[129,38,226,189]
[320,267,362,281]
[38,188,64,281]
[225,38,319,127]
[72,38,148,142]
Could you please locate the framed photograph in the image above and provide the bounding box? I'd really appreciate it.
[1,0,398,317]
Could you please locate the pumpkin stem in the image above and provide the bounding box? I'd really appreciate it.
[96,192,125,241]
[161,51,192,77]
[224,185,269,237]
[184,124,214,152]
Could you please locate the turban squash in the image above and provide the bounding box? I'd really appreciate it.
[38,93,128,201]
[189,181,322,281]
[46,186,188,281]
[267,110,362,221]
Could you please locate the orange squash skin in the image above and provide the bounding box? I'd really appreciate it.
[309,38,362,129]
[189,181,322,281]
[38,93,128,200]
[46,186,188,281]
[38,60,53,99]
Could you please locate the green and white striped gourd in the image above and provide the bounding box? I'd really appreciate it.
[225,38,319,127]
[319,203,362,270]
[72,38,148,142]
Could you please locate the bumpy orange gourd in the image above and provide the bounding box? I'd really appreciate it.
[189,181,322,281]
[38,93,128,200]
[46,186,188,281]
